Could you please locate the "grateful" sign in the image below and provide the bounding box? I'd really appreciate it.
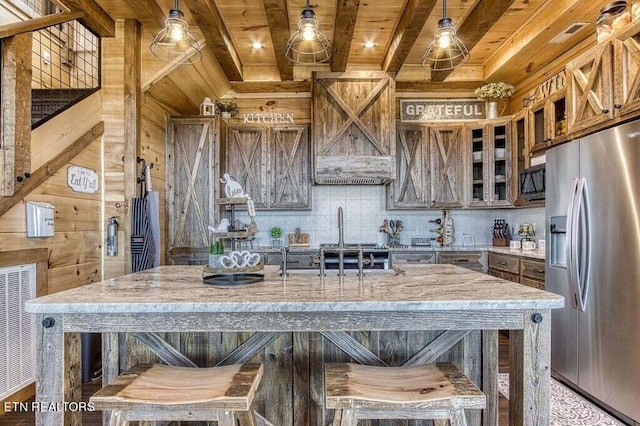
[400,99,486,122]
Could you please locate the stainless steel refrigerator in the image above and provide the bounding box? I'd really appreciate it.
[546,119,640,424]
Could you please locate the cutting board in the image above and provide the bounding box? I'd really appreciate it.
[288,232,310,247]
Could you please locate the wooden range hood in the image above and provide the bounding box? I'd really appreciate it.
[312,72,396,184]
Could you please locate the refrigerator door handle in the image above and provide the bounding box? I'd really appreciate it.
[574,177,591,312]
[566,177,580,310]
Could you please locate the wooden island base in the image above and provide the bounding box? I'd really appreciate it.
[27,265,561,426]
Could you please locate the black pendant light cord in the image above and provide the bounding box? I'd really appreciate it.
[442,0,447,19]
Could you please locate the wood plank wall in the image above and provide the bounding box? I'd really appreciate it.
[102,21,126,279]
[0,116,103,294]
[103,22,169,278]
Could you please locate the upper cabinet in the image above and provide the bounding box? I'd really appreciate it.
[226,125,311,210]
[566,41,614,134]
[429,125,466,208]
[467,118,513,207]
[387,124,430,209]
[313,72,395,184]
[566,21,640,137]
[226,126,269,209]
[529,89,568,152]
[613,22,640,118]
[269,126,311,209]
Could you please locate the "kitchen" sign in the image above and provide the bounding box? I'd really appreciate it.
[400,99,486,122]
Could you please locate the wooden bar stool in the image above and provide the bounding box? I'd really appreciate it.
[90,363,263,425]
[325,362,485,426]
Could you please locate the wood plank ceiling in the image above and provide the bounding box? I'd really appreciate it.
[88,0,610,111]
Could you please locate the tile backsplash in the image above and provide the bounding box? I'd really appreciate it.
[232,185,544,247]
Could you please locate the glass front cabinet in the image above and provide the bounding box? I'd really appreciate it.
[467,118,513,207]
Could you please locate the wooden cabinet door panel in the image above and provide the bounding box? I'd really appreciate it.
[388,125,430,208]
[488,268,519,283]
[429,126,465,208]
[167,118,219,258]
[520,258,546,282]
[520,276,544,290]
[488,252,520,274]
[227,126,268,209]
[566,41,614,134]
[270,126,311,209]
[615,34,640,118]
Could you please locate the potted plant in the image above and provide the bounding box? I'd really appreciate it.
[215,100,239,119]
[209,240,225,268]
[270,227,282,248]
[474,82,515,119]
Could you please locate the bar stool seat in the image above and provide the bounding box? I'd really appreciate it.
[90,363,263,425]
[325,362,485,426]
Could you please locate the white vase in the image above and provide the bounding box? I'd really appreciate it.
[221,111,231,119]
[486,101,499,119]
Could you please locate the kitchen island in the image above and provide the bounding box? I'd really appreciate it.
[26,264,563,426]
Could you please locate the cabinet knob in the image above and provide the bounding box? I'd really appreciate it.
[614,104,622,109]
[602,108,610,114]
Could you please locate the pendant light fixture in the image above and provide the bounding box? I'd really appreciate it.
[422,0,469,72]
[285,0,331,64]
[150,0,202,64]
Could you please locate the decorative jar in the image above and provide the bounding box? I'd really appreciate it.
[596,1,631,43]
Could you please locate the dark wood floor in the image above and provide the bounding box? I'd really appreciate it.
[0,334,512,425]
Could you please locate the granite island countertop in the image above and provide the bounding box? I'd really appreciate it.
[26,264,562,314]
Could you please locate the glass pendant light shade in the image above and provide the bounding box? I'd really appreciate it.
[151,0,202,64]
[286,2,331,64]
[422,2,469,72]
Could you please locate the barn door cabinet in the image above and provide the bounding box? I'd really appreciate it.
[429,125,466,208]
[467,118,513,207]
[386,124,430,209]
[226,125,311,210]
[566,20,640,138]
[166,117,223,265]
[313,72,395,184]
[612,21,640,120]
[566,41,614,135]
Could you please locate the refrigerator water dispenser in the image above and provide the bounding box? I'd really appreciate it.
[549,216,567,268]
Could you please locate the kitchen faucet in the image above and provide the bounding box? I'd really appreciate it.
[338,207,345,276]
[338,206,344,249]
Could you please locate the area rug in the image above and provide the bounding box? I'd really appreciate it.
[497,373,625,426]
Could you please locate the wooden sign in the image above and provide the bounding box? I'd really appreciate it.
[242,113,294,124]
[526,70,567,105]
[67,165,99,193]
[400,99,486,122]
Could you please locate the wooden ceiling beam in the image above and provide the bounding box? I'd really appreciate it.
[396,80,485,92]
[381,0,437,73]
[331,0,361,72]
[263,0,293,80]
[430,0,517,82]
[0,11,83,39]
[129,0,166,32]
[55,0,115,37]
[183,0,243,81]
[231,81,311,93]
[483,0,600,83]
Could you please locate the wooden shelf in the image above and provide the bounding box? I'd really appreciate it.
[216,197,250,205]
[210,230,256,238]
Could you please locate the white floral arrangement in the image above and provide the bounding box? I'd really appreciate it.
[475,82,515,101]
